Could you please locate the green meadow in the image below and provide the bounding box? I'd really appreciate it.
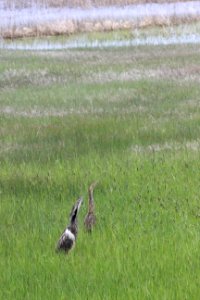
[0,44,200,299]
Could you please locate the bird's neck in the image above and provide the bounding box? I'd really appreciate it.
[88,189,94,213]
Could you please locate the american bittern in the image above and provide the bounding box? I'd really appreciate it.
[84,182,97,232]
[57,197,83,253]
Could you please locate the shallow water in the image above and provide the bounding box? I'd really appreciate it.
[1,1,200,50]
[1,1,200,29]
[1,34,200,50]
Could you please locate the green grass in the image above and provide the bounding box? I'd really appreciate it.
[0,44,200,299]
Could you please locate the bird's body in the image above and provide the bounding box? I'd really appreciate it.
[84,182,97,232]
[57,197,83,253]
[84,212,96,232]
[57,228,75,252]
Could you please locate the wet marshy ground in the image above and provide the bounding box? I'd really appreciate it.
[0,1,200,40]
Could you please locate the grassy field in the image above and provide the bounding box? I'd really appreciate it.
[1,44,200,299]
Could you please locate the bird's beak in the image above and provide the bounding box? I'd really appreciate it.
[76,196,83,211]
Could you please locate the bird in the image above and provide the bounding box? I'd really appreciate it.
[84,182,97,232]
[57,196,83,253]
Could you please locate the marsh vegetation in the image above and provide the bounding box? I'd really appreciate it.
[1,0,200,38]
[1,43,200,299]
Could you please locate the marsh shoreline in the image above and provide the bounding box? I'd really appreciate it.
[1,1,200,39]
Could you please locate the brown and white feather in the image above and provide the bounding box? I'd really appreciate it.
[84,182,97,232]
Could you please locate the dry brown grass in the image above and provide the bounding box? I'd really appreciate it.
[2,15,200,39]
[131,139,200,153]
[4,0,194,8]
[2,0,200,39]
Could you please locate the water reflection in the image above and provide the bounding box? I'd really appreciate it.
[1,34,200,50]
